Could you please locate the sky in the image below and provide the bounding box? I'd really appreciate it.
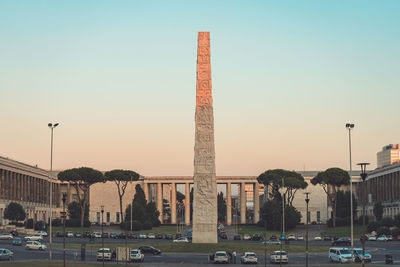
[1,0,399,176]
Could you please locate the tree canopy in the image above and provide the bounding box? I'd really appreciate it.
[58,167,105,226]
[105,169,140,222]
[4,202,26,222]
[257,169,307,205]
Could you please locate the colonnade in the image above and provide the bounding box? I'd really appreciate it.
[142,180,260,225]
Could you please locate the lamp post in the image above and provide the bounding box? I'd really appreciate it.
[48,122,59,261]
[345,123,354,256]
[130,175,133,232]
[358,162,369,267]
[304,192,311,267]
[262,212,267,267]
[280,177,285,267]
[101,205,104,267]
[61,193,67,267]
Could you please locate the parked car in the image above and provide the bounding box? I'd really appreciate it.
[0,234,13,240]
[377,235,389,241]
[9,231,18,237]
[83,232,91,238]
[37,231,48,237]
[66,231,74,238]
[331,237,351,246]
[56,232,64,237]
[241,252,258,264]
[130,249,144,262]
[138,246,161,255]
[102,233,109,238]
[93,232,102,238]
[323,236,332,241]
[147,233,156,239]
[333,235,340,241]
[109,232,118,239]
[24,234,43,241]
[139,233,147,239]
[173,237,189,243]
[234,234,241,240]
[243,234,251,240]
[252,234,263,241]
[214,251,229,264]
[314,236,322,241]
[0,249,13,260]
[219,232,227,239]
[368,235,377,241]
[12,237,22,246]
[97,248,112,261]
[328,247,353,263]
[270,251,288,263]
[75,232,82,238]
[25,241,47,250]
[175,233,182,239]
[263,239,281,245]
[128,233,137,239]
[287,234,296,241]
[165,234,173,240]
[156,234,163,239]
[297,235,304,241]
[387,235,393,241]
[353,248,372,262]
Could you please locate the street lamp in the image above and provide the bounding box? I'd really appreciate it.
[48,122,59,261]
[304,192,311,267]
[358,162,370,267]
[130,176,133,232]
[262,212,267,267]
[345,123,354,255]
[101,205,104,267]
[61,192,67,267]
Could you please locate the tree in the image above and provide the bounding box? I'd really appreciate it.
[105,169,140,223]
[217,192,227,222]
[373,202,383,221]
[259,200,301,231]
[58,167,105,227]
[336,190,357,219]
[4,202,26,222]
[311,168,350,227]
[257,169,307,205]
[176,191,185,203]
[67,201,89,226]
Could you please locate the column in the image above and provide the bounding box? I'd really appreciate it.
[171,183,176,224]
[226,182,232,225]
[240,182,246,224]
[143,183,149,202]
[157,183,163,223]
[254,183,260,223]
[185,183,190,225]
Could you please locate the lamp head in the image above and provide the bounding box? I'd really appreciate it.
[48,123,52,127]
[54,123,59,127]
[345,123,355,129]
[101,205,104,213]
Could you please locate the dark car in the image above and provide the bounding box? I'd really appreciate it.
[56,232,64,237]
[252,234,263,241]
[102,233,109,238]
[332,237,351,246]
[175,233,182,239]
[12,237,22,246]
[127,233,137,239]
[323,236,332,241]
[10,230,18,237]
[83,232,91,238]
[165,234,173,240]
[75,232,82,238]
[234,234,241,240]
[219,232,227,239]
[333,235,340,241]
[270,235,277,240]
[156,234,163,239]
[109,232,117,239]
[139,246,161,255]
[118,233,127,239]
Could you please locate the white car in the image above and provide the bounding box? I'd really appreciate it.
[130,249,144,262]
[37,231,48,237]
[243,234,251,240]
[139,233,147,239]
[241,252,258,264]
[0,233,13,240]
[93,232,102,238]
[329,248,353,263]
[173,237,189,243]
[0,249,14,260]
[270,251,288,263]
[214,251,229,264]
[24,234,43,241]
[297,235,304,241]
[25,241,47,250]
[367,235,377,241]
[66,231,74,238]
[147,233,156,239]
[377,235,388,241]
[287,234,296,241]
[314,236,322,241]
[97,248,112,261]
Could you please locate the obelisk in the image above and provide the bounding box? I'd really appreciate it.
[192,32,218,243]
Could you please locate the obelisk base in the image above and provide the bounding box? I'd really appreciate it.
[192,223,218,243]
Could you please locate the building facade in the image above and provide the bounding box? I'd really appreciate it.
[377,144,400,168]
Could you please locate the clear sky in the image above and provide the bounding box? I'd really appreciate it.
[1,0,399,176]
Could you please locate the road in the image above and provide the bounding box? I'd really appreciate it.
[1,238,400,265]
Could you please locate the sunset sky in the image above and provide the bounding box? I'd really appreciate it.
[1,1,399,176]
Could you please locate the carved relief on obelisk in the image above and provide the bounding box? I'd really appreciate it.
[192,32,218,243]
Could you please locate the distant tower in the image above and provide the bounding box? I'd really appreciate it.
[192,32,218,243]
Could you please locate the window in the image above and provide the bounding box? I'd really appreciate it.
[116,212,120,223]
[317,211,320,222]
[106,212,110,223]
[96,212,100,223]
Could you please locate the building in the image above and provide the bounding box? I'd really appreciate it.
[0,156,61,225]
[377,144,400,168]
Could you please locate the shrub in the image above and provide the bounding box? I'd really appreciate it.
[142,221,152,230]
[26,219,34,229]
[367,221,380,233]
[381,217,395,227]
[377,226,390,236]
[34,221,46,231]
[52,218,62,227]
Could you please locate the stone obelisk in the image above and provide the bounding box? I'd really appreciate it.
[192,32,218,243]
